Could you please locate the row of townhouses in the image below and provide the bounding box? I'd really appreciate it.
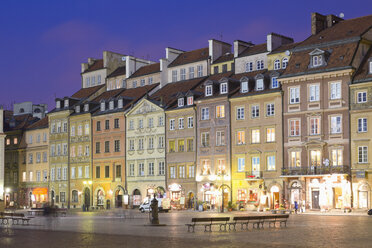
[1,13,372,212]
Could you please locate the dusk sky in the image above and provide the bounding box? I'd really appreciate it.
[1,0,371,110]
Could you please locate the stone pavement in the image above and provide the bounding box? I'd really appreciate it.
[1,209,372,247]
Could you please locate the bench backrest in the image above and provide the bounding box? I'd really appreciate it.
[191,217,230,223]
[192,218,212,223]
[233,216,262,221]
[274,214,289,219]
[210,217,230,222]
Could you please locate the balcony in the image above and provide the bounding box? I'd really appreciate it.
[245,171,263,180]
[282,165,349,176]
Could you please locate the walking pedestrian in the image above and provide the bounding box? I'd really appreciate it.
[294,201,298,214]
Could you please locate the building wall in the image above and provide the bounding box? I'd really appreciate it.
[127,72,161,89]
[235,52,268,74]
[267,52,290,71]
[211,60,234,75]
[168,60,209,83]
[82,69,106,88]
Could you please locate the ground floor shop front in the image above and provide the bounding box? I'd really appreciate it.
[19,186,48,208]
[167,182,197,209]
[127,181,166,208]
[351,170,371,209]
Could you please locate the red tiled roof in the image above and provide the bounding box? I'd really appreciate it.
[353,47,372,82]
[26,116,48,130]
[238,43,267,57]
[107,66,126,78]
[168,47,209,67]
[130,63,161,78]
[84,59,104,73]
[71,85,105,99]
[213,53,234,64]
[119,83,160,101]
[269,42,301,54]
[4,113,39,132]
[93,88,125,102]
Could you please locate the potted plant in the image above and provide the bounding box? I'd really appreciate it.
[227,201,236,211]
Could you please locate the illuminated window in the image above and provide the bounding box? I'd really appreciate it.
[266,128,275,142]
[290,119,300,136]
[201,160,210,175]
[217,159,226,175]
[237,131,245,145]
[310,117,320,135]
[178,139,185,152]
[290,151,301,168]
[169,140,175,153]
[331,149,343,166]
[267,156,275,171]
[238,158,245,172]
[310,150,321,167]
[251,129,260,143]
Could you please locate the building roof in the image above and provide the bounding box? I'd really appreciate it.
[118,83,159,99]
[84,59,104,73]
[93,88,125,102]
[151,77,208,109]
[269,42,301,54]
[129,63,161,78]
[281,42,358,77]
[213,53,234,64]
[107,66,126,78]
[71,84,105,99]
[26,116,48,130]
[168,47,209,68]
[353,47,372,83]
[238,43,267,57]
[299,15,372,48]
[3,112,39,132]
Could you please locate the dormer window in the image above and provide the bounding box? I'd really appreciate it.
[178,98,184,107]
[75,106,80,113]
[312,55,323,67]
[109,101,114,110]
[256,79,264,91]
[64,99,69,108]
[187,96,193,105]
[56,101,61,109]
[100,102,105,111]
[118,99,123,108]
[220,83,228,94]
[206,85,213,96]
[84,104,89,112]
[271,77,279,89]
[282,58,288,69]
[241,81,248,93]
[274,59,280,70]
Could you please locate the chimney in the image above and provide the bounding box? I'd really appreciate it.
[165,47,184,63]
[87,58,95,65]
[326,14,343,28]
[209,39,231,63]
[233,40,254,58]
[0,107,3,133]
[311,12,327,35]
[267,33,294,52]
[81,63,88,73]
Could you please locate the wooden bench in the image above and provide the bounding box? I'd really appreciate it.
[28,208,45,216]
[186,217,230,232]
[0,212,32,225]
[54,208,67,217]
[264,214,289,228]
[228,216,263,231]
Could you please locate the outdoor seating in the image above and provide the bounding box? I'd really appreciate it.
[185,217,230,232]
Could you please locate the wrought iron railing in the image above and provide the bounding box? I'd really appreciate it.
[281,165,349,176]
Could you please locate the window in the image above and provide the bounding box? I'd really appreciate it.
[51,168,55,181]
[216,131,225,146]
[36,134,40,143]
[252,157,260,176]
[266,104,274,116]
[96,121,101,131]
[84,123,90,135]
[220,83,228,94]
[187,96,193,105]
[78,125,83,136]
[158,136,164,148]
[256,79,264,91]
[178,98,184,107]
[251,105,259,118]
[271,77,279,88]
[370,61,372,74]
[290,119,300,136]
[241,81,248,93]
[205,85,212,96]
[105,120,110,130]
[170,119,175,130]
[29,154,33,164]
[96,142,100,153]
[201,132,209,147]
[290,87,300,104]
[256,60,264,70]
[129,120,134,130]
[71,146,75,157]
[96,166,100,178]
[133,81,137,88]
[148,137,154,149]
[63,123,67,133]
[222,64,228,72]
[105,166,110,178]
[105,141,110,153]
[189,67,195,79]
[290,151,301,167]
[310,117,320,135]
[100,102,105,111]
[238,158,245,172]
[159,162,165,175]
[330,116,342,134]
[6,138,10,145]
[138,138,144,150]
[282,57,288,69]
[114,140,120,152]
[170,166,176,179]
[358,118,367,132]
[148,77,153,85]
[312,55,323,67]
[148,118,154,128]
[274,59,280,70]
[187,117,193,128]
[36,171,41,182]
[43,152,47,162]
[29,135,33,144]
[197,65,203,77]
[29,171,33,182]
[309,85,320,102]
[57,144,61,156]
[57,123,61,133]
[180,68,186,80]
[72,190,78,203]
[77,145,83,157]
[172,70,177,82]
[71,167,76,179]
[201,107,209,120]
[252,129,260,143]
[330,82,341,99]
[187,139,194,152]
[148,163,154,176]
[237,131,245,145]
[357,92,367,103]
[77,166,82,178]
[266,128,275,142]
[267,156,276,171]
[245,62,253,72]
[43,170,47,182]
[63,143,67,155]
[140,79,145,86]
[129,140,134,150]
[60,192,66,203]
[310,150,321,167]
[114,119,119,129]
[358,146,368,163]
[188,165,195,178]
[138,119,143,129]
[169,140,175,152]
[216,105,225,118]
[139,163,145,176]
[158,116,164,126]
[201,160,210,175]
[331,149,343,166]
[214,66,219,74]
[234,107,244,120]
[178,118,184,129]
[85,166,89,178]
[179,165,186,178]
[129,164,135,176]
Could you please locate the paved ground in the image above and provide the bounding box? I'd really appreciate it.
[1,209,372,247]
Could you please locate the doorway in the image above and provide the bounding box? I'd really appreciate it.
[359,191,368,208]
[312,190,320,209]
[84,188,90,207]
[115,189,123,208]
[187,192,194,209]
[333,187,342,209]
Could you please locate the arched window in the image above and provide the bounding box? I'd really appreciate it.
[274,59,280,70]
[20,108,25,113]
[282,58,289,69]
[72,190,78,203]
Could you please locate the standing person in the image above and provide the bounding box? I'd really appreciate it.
[294,201,298,214]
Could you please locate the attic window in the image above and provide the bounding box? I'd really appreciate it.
[84,104,89,112]
[187,96,194,105]
[109,101,114,110]
[118,99,123,108]
[295,63,300,68]
[100,102,105,111]
[205,85,213,96]
[319,36,324,40]
[256,79,264,91]
[220,82,228,94]
[178,98,184,107]
[271,77,279,89]
[56,101,61,109]
[75,105,80,113]
[64,99,69,108]
[241,81,248,93]
[312,55,323,67]
[339,55,344,60]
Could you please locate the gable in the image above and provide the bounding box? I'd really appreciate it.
[126,98,163,117]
